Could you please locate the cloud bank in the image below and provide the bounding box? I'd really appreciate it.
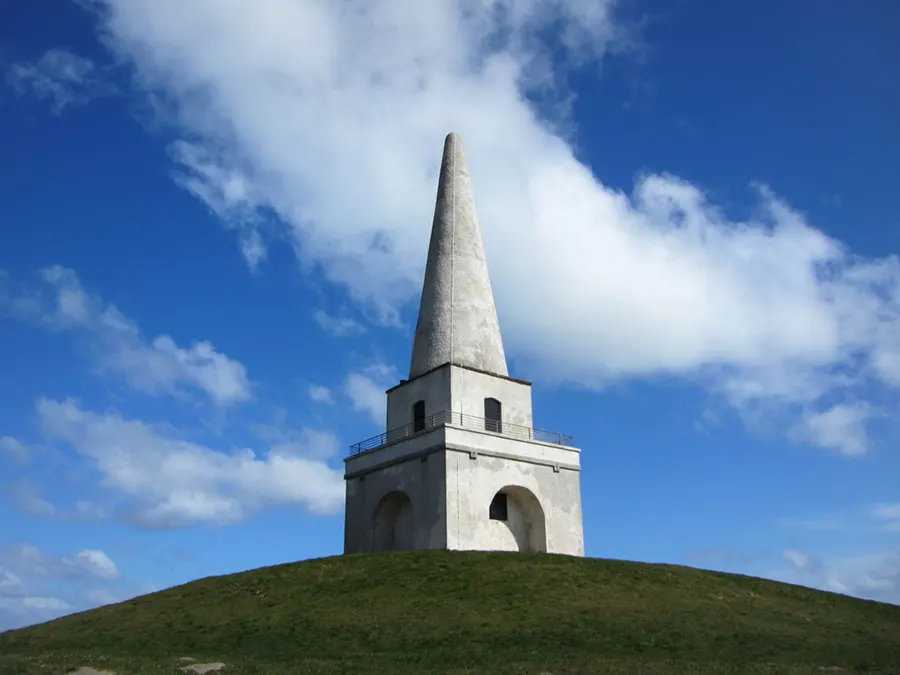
[781,547,900,605]
[25,397,345,528]
[0,543,130,631]
[1,265,350,529]
[54,0,898,456]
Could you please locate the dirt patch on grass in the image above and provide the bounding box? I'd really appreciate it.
[180,662,226,674]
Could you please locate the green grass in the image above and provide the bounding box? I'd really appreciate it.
[1,550,898,675]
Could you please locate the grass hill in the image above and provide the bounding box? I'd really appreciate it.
[1,550,899,675]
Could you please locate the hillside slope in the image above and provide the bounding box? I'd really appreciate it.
[1,550,898,675]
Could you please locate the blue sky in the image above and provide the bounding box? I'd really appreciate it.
[1,0,899,630]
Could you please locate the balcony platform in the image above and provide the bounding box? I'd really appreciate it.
[345,411,580,478]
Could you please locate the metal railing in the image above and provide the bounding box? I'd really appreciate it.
[349,410,574,456]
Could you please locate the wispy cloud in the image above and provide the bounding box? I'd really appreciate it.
[790,403,883,457]
[871,503,900,532]
[0,543,143,631]
[6,483,56,518]
[170,141,268,269]
[779,501,900,534]
[5,481,107,522]
[782,549,815,572]
[343,364,396,426]
[308,384,335,405]
[1,266,252,406]
[0,543,119,582]
[89,0,900,454]
[5,49,114,113]
[779,547,900,605]
[33,397,344,528]
[0,569,71,631]
[0,436,29,463]
[312,310,366,337]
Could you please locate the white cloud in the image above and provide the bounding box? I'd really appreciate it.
[0,543,119,581]
[344,374,384,425]
[13,596,72,611]
[270,427,341,462]
[34,397,344,527]
[1,266,252,406]
[170,141,269,269]
[0,571,25,596]
[5,49,113,113]
[782,549,813,572]
[0,593,72,631]
[308,384,335,405]
[0,436,29,462]
[779,502,900,535]
[778,548,900,605]
[7,483,57,517]
[872,503,900,520]
[74,550,120,580]
[79,0,900,452]
[791,403,881,457]
[0,543,144,631]
[871,503,900,532]
[4,480,108,522]
[343,364,396,426]
[312,310,366,337]
[71,499,108,521]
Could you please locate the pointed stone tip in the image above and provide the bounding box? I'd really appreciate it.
[409,131,509,380]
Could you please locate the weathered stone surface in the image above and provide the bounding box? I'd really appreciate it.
[409,132,508,379]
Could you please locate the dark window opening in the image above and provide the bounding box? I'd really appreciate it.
[489,492,508,521]
[412,400,426,432]
[484,397,502,433]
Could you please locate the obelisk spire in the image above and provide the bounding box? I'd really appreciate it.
[409,132,508,379]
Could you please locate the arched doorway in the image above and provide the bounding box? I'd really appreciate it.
[487,486,546,553]
[371,490,414,552]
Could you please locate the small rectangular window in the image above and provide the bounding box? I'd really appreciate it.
[412,400,426,432]
[484,397,502,433]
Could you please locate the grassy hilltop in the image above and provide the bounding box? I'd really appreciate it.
[1,550,898,675]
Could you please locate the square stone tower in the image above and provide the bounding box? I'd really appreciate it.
[343,133,584,556]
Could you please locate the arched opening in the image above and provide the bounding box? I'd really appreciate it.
[371,490,414,552]
[487,486,546,553]
[412,400,426,432]
[484,397,502,433]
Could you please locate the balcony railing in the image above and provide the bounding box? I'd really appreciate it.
[348,410,574,456]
